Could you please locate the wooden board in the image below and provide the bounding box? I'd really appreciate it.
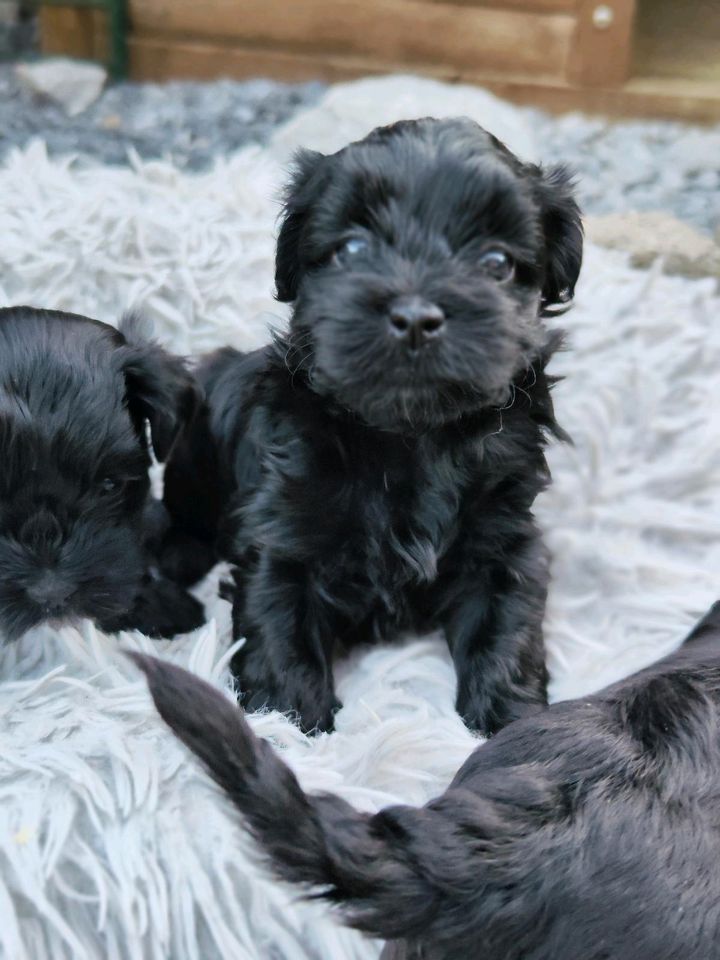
[129,36,380,84]
[568,0,637,87]
[492,75,720,123]
[39,6,107,63]
[132,0,576,78]
[39,1,720,124]
[633,0,720,84]
[129,34,720,124]
[423,0,577,9]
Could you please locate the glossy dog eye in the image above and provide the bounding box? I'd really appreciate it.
[479,249,514,281]
[100,477,120,494]
[332,236,369,265]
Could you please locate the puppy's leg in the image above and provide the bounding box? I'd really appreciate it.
[161,402,222,586]
[230,553,341,734]
[440,535,549,735]
[100,573,206,638]
[97,499,205,638]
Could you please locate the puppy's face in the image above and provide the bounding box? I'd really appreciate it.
[0,309,198,640]
[275,118,583,431]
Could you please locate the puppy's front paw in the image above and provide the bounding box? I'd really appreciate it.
[241,687,342,735]
[100,577,206,638]
[457,691,545,736]
[293,690,343,735]
[233,658,342,735]
[158,529,217,587]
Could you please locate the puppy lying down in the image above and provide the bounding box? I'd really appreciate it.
[161,117,584,735]
[0,306,204,640]
[134,599,720,960]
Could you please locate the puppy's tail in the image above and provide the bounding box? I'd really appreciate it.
[130,653,460,942]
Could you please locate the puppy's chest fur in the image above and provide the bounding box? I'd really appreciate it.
[229,367,547,631]
[252,416,467,579]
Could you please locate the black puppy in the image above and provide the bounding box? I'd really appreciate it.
[0,306,204,640]
[135,600,720,960]
[162,117,583,733]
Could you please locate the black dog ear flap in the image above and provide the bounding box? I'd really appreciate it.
[119,314,202,462]
[275,148,327,303]
[536,164,584,314]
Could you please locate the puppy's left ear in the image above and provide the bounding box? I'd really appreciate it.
[119,316,202,462]
[536,165,583,313]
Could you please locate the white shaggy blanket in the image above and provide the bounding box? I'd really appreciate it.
[1,76,719,960]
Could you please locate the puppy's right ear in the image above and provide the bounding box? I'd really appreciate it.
[275,149,327,303]
[535,164,583,313]
[119,315,202,462]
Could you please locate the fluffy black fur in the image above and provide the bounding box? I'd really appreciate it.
[134,600,720,960]
[162,117,583,733]
[0,306,205,640]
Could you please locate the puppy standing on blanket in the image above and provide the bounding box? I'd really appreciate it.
[0,306,205,641]
[162,118,583,733]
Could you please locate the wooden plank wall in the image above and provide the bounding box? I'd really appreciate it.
[39,6,107,63]
[132,1,577,80]
[39,0,720,122]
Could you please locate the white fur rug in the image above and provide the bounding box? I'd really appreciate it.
[1,76,719,960]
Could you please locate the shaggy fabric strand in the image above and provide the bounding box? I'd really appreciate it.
[0,77,719,960]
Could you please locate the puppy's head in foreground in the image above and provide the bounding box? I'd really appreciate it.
[0,307,199,639]
[276,117,583,431]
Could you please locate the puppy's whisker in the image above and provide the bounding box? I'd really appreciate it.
[497,384,516,411]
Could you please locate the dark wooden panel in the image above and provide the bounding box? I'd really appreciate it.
[633,0,720,84]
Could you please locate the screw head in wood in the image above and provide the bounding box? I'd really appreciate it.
[592,4,615,29]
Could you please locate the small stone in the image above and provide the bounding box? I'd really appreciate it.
[15,57,106,117]
[586,211,720,279]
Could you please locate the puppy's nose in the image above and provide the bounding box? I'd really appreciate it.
[388,296,445,351]
[26,572,74,611]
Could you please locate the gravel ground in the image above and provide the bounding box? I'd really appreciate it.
[531,111,720,236]
[1,63,719,235]
[0,66,323,168]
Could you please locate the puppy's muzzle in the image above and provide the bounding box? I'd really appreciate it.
[388,296,445,352]
[26,570,75,614]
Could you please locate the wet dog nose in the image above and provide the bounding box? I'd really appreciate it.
[26,572,74,611]
[388,296,445,351]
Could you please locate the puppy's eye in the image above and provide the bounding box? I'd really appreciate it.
[100,477,121,494]
[332,237,369,265]
[479,249,514,281]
